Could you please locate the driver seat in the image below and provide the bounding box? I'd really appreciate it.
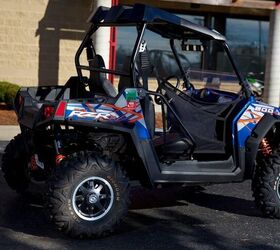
[88,55,117,97]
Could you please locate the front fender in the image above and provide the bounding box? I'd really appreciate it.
[245,114,280,178]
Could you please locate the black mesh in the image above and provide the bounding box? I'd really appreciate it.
[162,84,239,152]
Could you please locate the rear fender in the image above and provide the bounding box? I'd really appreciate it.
[57,88,157,185]
[59,88,150,140]
[64,121,155,186]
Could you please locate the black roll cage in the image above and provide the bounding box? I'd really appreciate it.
[74,21,251,98]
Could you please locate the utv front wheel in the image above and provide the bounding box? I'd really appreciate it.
[252,151,280,218]
[47,152,129,238]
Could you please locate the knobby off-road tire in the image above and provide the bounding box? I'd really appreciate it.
[252,150,280,218]
[2,133,30,193]
[47,151,130,238]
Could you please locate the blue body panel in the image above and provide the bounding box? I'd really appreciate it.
[234,96,280,148]
[61,87,279,151]
[63,89,150,140]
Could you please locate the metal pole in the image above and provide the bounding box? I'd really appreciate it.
[92,0,112,68]
[264,3,280,106]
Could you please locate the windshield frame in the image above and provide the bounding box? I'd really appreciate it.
[168,37,251,97]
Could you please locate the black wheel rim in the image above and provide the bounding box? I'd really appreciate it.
[72,177,114,221]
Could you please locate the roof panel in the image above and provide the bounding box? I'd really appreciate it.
[88,4,226,41]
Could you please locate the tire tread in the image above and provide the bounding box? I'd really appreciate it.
[252,150,280,218]
[47,151,129,238]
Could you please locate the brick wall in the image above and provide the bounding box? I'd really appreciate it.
[0,0,92,86]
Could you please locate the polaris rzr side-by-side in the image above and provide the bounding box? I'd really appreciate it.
[2,4,280,238]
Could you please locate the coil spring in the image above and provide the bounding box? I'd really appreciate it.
[260,138,272,156]
[29,155,38,171]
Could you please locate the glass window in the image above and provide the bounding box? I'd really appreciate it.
[226,18,269,81]
[116,27,138,72]
[140,31,241,93]
[116,14,204,73]
[174,39,240,93]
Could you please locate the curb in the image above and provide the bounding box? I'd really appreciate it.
[0,125,20,141]
[0,125,19,157]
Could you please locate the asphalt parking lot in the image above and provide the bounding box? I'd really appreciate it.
[0,141,279,250]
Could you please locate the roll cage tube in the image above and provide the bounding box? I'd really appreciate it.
[170,39,192,90]
[75,24,97,83]
[130,23,147,88]
[148,90,195,146]
[75,24,131,84]
[169,38,252,99]
[223,42,252,98]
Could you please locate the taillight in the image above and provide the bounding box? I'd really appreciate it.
[18,95,24,106]
[14,93,24,113]
[43,106,55,119]
[54,101,67,118]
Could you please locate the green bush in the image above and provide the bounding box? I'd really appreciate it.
[0,81,20,109]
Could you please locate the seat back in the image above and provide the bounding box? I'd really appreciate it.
[89,55,117,97]
[118,55,132,92]
[138,42,155,138]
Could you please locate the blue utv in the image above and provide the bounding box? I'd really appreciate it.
[2,4,280,238]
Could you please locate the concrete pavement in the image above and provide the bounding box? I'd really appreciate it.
[0,125,20,142]
[0,129,279,249]
[0,139,279,249]
[0,173,279,249]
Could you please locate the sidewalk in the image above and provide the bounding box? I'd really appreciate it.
[0,125,20,141]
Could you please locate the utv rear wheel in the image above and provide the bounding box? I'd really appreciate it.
[252,151,280,218]
[47,152,129,238]
[2,134,30,193]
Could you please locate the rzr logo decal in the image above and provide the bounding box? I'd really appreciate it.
[68,110,118,120]
[65,102,144,124]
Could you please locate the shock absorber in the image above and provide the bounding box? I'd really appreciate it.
[29,154,45,171]
[260,138,272,156]
[54,133,66,166]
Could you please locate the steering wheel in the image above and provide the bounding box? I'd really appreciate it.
[164,74,195,94]
[154,75,180,105]
[163,75,181,88]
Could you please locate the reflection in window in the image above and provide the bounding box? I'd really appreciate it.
[226,18,269,81]
[116,14,204,72]
[116,27,137,72]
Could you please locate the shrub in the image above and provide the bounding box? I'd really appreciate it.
[0,81,20,109]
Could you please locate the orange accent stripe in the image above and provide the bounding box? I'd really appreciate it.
[238,111,262,126]
[105,104,143,120]
[85,103,95,112]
